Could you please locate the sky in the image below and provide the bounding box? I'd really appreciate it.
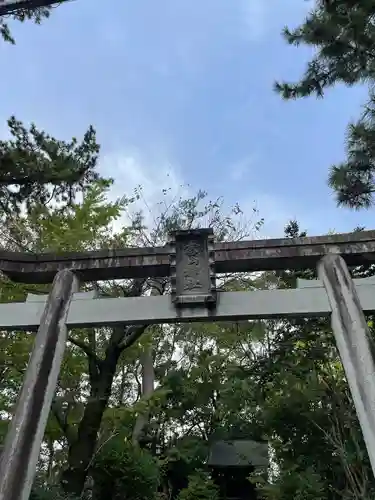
[0,0,373,238]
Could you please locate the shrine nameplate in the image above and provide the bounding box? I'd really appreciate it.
[169,229,216,307]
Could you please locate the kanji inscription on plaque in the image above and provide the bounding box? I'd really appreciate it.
[169,229,216,307]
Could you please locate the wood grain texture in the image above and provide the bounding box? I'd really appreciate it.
[1,229,375,283]
[0,269,79,500]
[0,281,375,330]
[318,254,375,477]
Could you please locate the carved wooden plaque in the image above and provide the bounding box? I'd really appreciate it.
[169,229,216,307]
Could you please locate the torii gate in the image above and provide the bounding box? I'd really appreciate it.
[0,228,375,500]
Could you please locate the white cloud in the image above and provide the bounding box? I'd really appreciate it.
[99,150,190,236]
[98,150,302,241]
[99,151,277,243]
[100,151,182,201]
[104,156,356,242]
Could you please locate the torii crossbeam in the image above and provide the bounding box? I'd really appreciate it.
[0,228,374,500]
[2,229,375,283]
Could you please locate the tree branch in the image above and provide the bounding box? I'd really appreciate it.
[68,335,102,369]
[118,325,148,351]
[51,400,76,445]
[107,278,162,355]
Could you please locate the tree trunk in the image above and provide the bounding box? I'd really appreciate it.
[61,344,120,496]
[47,438,54,483]
[60,279,150,496]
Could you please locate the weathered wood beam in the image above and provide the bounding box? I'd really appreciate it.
[297,276,375,289]
[1,282,375,330]
[0,270,79,500]
[318,255,375,477]
[1,230,375,284]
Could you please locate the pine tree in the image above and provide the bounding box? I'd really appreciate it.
[275,0,375,209]
[0,5,101,217]
[0,117,102,216]
[1,4,51,44]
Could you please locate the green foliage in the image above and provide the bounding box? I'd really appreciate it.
[161,436,208,494]
[0,117,102,217]
[1,171,372,500]
[257,466,326,500]
[14,178,129,252]
[327,93,375,209]
[177,472,219,500]
[29,484,79,500]
[164,436,207,466]
[275,0,375,209]
[93,438,160,500]
[1,5,50,44]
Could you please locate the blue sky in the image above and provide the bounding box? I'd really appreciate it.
[1,0,372,237]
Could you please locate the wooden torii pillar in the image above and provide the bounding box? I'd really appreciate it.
[318,255,375,473]
[0,229,375,499]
